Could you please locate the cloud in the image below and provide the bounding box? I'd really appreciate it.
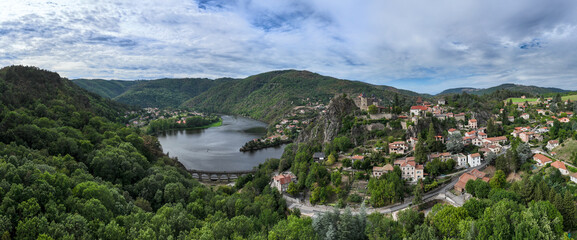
[0,0,576,94]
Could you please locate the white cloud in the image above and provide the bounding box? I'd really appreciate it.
[0,0,576,94]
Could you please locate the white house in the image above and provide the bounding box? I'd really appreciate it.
[551,161,569,175]
[468,153,482,167]
[454,153,468,168]
[570,172,577,184]
[533,154,552,166]
[546,140,559,151]
[272,173,296,192]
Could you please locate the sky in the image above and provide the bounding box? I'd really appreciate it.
[1,0,577,94]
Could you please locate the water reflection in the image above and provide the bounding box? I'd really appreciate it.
[157,115,285,171]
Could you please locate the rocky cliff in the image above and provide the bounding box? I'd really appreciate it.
[297,95,364,145]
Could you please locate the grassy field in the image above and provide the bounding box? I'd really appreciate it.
[507,97,539,103]
[562,95,577,101]
[552,138,577,163]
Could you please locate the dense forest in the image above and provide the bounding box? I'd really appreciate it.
[0,66,291,239]
[73,78,233,109]
[2,66,576,239]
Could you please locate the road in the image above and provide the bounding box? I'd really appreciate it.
[288,161,489,217]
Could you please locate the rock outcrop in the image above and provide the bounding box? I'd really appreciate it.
[297,95,362,144]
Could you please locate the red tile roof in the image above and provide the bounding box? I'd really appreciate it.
[273,174,293,185]
[551,161,567,170]
[410,106,428,111]
[533,154,552,165]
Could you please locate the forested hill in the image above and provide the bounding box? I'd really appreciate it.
[0,65,128,120]
[438,83,569,96]
[0,66,294,239]
[73,77,234,108]
[182,70,421,123]
[72,79,140,99]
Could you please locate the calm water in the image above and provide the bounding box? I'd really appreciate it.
[156,115,285,171]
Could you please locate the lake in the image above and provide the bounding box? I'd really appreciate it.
[156,115,286,171]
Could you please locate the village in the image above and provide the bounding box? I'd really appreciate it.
[271,93,577,211]
[123,107,206,127]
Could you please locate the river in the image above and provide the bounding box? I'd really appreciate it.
[156,115,286,171]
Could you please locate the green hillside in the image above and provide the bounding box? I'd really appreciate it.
[439,83,569,96]
[183,70,421,123]
[114,78,232,108]
[0,65,291,239]
[0,66,128,120]
[73,78,234,108]
[72,79,140,99]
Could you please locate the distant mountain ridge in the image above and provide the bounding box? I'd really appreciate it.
[181,70,420,122]
[73,77,235,108]
[438,83,569,95]
[73,70,422,122]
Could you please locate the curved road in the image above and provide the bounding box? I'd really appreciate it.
[288,161,489,217]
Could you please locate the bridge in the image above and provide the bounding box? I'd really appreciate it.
[188,169,256,181]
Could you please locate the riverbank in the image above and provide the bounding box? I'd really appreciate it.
[147,115,222,135]
[240,137,292,152]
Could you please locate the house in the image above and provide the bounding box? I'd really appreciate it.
[435,135,445,144]
[477,132,487,139]
[519,131,535,143]
[454,169,490,192]
[570,172,577,184]
[428,152,451,161]
[483,136,507,146]
[468,119,478,129]
[395,158,424,182]
[389,141,409,154]
[533,154,552,166]
[454,113,466,121]
[551,161,569,175]
[407,137,419,148]
[546,140,559,150]
[472,138,483,147]
[488,145,502,154]
[468,153,482,167]
[438,99,446,105]
[465,130,477,137]
[559,117,570,123]
[520,113,530,120]
[313,152,326,162]
[454,153,468,168]
[372,164,394,178]
[410,106,428,116]
[448,128,458,135]
[537,109,547,115]
[351,155,365,162]
[272,173,296,192]
[508,116,515,122]
[462,136,475,145]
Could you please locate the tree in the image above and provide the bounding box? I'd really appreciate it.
[516,143,531,165]
[430,205,468,237]
[412,180,424,206]
[485,151,497,165]
[368,105,378,114]
[414,140,427,164]
[268,215,317,240]
[397,208,423,234]
[474,179,491,198]
[489,170,506,189]
[561,191,577,231]
[446,132,464,153]
[326,154,336,166]
[426,123,436,151]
